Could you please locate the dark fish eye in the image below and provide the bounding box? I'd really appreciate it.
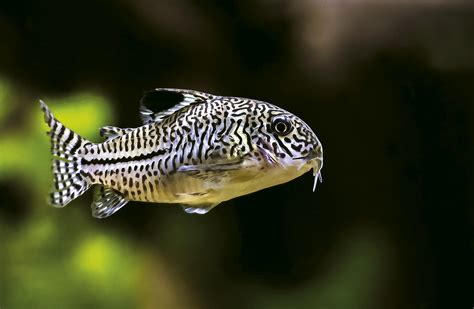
[271,118,292,136]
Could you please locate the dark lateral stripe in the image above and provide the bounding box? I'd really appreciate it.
[81,148,168,165]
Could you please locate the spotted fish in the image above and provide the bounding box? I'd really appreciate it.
[40,88,323,218]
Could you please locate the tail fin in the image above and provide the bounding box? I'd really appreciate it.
[40,100,92,207]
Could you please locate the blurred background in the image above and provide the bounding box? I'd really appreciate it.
[0,0,473,308]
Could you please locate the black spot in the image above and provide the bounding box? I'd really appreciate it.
[291,144,303,152]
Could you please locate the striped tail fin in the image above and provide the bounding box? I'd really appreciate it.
[40,100,93,207]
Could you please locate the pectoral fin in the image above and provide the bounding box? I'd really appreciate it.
[177,158,243,185]
[182,202,220,215]
[178,157,244,173]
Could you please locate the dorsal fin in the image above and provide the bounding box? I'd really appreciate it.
[139,88,215,124]
[91,185,129,218]
[99,126,134,140]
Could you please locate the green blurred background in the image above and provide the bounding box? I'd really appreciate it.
[0,1,473,308]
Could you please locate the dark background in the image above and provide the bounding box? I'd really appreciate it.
[0,1,473,308]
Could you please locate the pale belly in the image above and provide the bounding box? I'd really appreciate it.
[149,163,314,206]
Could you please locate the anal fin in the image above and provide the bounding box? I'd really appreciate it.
[182,203,220,215]
[91,185,129,218]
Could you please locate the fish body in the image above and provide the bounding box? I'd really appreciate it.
[41,88,323,218]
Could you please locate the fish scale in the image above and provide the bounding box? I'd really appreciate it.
[41,88,323,218]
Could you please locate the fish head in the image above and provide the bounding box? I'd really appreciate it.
[253,105,323,191]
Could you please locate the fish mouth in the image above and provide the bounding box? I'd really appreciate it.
[295,155,323,192]
[295,148,323,191]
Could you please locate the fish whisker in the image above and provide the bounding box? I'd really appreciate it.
[312,159,323,192]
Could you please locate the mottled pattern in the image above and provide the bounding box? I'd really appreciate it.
[41,89,323,218]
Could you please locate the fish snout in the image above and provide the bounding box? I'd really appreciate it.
[298,143,323,162]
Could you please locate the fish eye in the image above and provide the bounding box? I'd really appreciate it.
[271,118,292,136]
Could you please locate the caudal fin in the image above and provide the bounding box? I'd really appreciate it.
[40,100,92,207]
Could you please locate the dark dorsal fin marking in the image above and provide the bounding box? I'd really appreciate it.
[139,88,215,124]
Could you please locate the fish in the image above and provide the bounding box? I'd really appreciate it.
[40,88,323,218]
